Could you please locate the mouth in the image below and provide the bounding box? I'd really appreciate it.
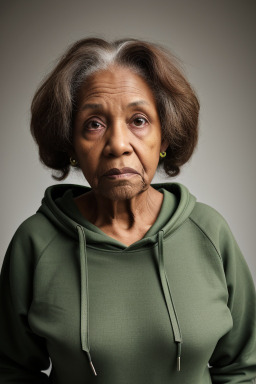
[102,167,140,179]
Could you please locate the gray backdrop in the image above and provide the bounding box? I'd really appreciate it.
[1,0,255,282]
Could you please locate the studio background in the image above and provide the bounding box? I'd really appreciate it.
[0,0,255,282]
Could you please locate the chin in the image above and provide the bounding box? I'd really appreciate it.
[96,180,147,201]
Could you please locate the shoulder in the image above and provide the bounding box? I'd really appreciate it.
[189,202,237,260]
[15,210,58,240]
[7,212,59,266]
[190,202,256,292]
[190,201,229,230]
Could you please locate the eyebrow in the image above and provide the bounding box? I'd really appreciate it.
[81,103,103,111]
[81,100,150,111]
[127,100,150,107]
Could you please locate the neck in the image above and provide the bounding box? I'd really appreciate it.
[76,186,163,231]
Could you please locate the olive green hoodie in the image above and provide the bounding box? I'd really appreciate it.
[0,183,255,384]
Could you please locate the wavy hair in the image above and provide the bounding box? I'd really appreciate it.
[31,37,200,180]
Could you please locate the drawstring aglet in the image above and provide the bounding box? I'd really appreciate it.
[90,361,97,376]
[176,342,181,372]
[87,352,97,376]
[177,356,181,372]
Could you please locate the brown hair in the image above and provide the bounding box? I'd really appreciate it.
[30,37,199,180]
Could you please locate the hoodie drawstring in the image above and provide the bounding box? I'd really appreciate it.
[76,225,182,376]
[157,230,182,371]
[77,225,97,376]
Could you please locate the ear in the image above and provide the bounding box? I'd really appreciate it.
[160,139,168,153]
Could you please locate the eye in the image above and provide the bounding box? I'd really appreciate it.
[131,116,149,127]
[84,119,105,131]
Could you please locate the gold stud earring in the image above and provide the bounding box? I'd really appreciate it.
[159,151,167,158]
[70,157,78,166]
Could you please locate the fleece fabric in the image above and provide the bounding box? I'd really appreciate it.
[0,182,255,384]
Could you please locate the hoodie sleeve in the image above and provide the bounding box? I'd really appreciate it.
[207,212,256,383]
[0,225,51,383]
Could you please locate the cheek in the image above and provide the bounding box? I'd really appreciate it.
[147,133,162,155]
[144,134,162,170]
[149,141,161,152]
[74,143,96,177]
[136,143,161,176]
[74,136,95,162]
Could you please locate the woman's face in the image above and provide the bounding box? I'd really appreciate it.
[73,66,167,201]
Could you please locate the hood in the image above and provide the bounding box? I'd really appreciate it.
[38,182,196,376]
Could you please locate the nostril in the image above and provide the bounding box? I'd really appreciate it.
[104,140,133,157]
[108,150,131,158]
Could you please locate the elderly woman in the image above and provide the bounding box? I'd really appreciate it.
[0,38,255,384]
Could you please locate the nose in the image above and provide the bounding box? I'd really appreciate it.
[103,121,133,158]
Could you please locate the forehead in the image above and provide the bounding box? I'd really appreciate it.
[77,66,156,104]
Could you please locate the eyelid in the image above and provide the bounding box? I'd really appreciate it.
[131,104,152,118]
[85,116,105,124]
[83,117,106,131]
[130,113,149,125]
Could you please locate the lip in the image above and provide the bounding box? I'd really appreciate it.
[102,167,140,177]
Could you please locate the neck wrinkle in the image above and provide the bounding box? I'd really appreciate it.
[89,186,163,230]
